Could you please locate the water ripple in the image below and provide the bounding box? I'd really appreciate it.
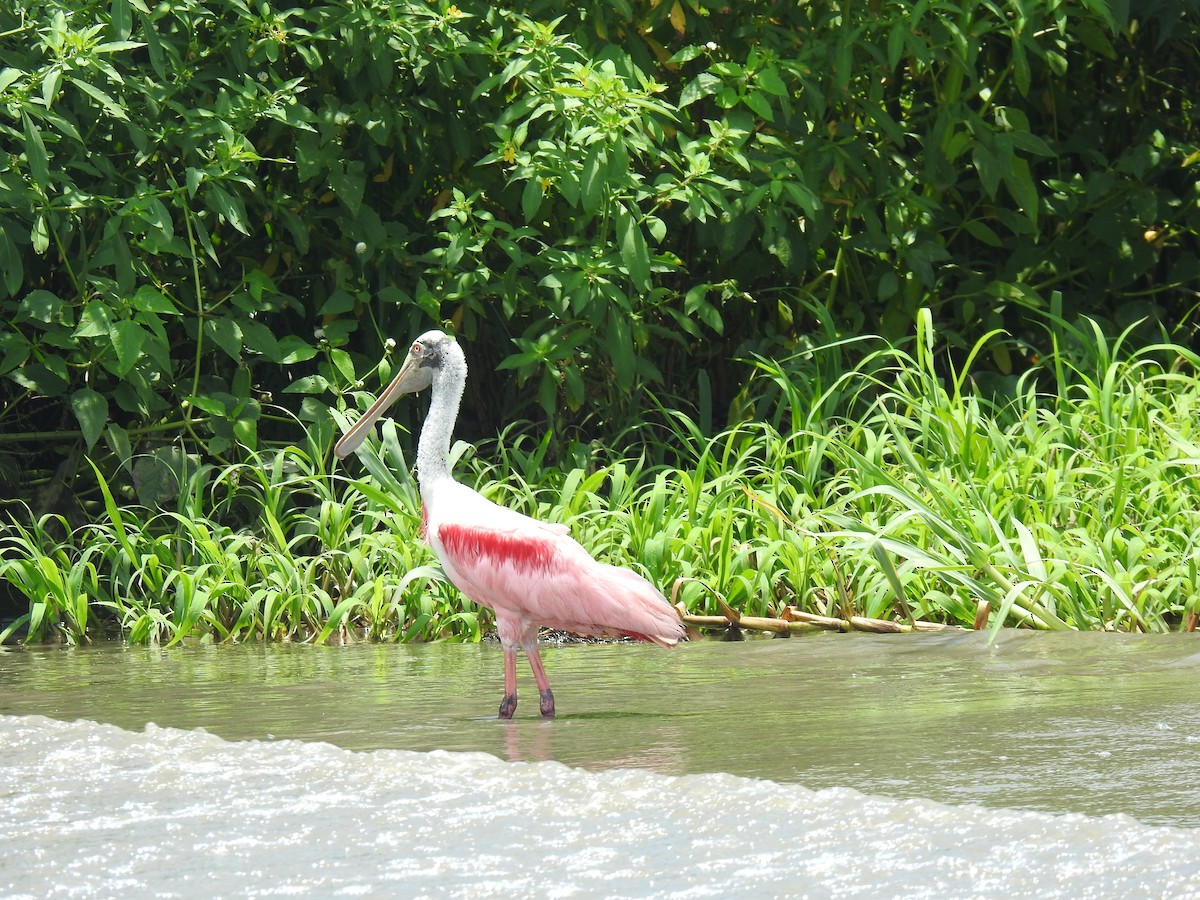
[1,715,1197,899]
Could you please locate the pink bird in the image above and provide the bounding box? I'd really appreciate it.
[334,330,683,718]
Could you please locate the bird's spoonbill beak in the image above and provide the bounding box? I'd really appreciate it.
[334,351,431,458]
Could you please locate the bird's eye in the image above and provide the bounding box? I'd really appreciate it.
[412,342,422,355]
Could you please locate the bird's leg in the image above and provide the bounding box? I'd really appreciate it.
[524,644,555,719]
[499,647,518,719]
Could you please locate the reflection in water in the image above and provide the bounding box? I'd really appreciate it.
[504,719,552,763]
[1,631,1199,826]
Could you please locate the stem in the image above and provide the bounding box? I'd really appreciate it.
[0,417,210,444]
[180,198,206,406]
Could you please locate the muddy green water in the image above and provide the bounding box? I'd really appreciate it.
[2,630,1198,825]
[3,631,1199,898]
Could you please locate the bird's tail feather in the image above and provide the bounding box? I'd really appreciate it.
[593,564,684,647]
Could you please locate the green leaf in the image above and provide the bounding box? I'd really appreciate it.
[232,364,250,400]
[1009,130,1054,157]
[187,394,227,416]
[679,73,720,108]
[607,140,630,184]
[241,320,282,361]
[131,285,179,314]
[277,336,318,364]
[330,348,356,383]
[30,214,49,254]
[68,77,129,121]
[887,22,908,71]
[965,219,1002,247]
[871,541,912,622]
[104,423,133,474]
[110,319,147,376]
[193,215,224,265]
[74,301,115,338]
[667,45,704,65]
[521,178,543,223]
[616,204,650,291]
[18,289,61,323]
[563,363,584,409]
[755,67,788,97]
[0,332,31,376]
[1003,156,1039,228]
[580,144,607,215]
[1076,18,1117,59]
[22,112,50,187]
[94,41,145,54]
[132,447,192,508]
[207,185,250,235]
[233,416,257,450]
[972,144,1001,199]
[284,374,331,394]
[685,284,724,334]
[185,167,204,197]
[71,387,109,449]
[138,10,165,77]
[834,37,853,93]
[45,61,63,108]
[204,316,244,360]
[135,315,173,372]
[0,68,22,94]
[557,169,580,208]
[783,181,820,218]
[1011,36,1031,97]
[606,309,635,391]
[0,227,22,296]
[536,369,557,417]
[9,359,69,395]
[741,90,774,121]
[109,0,133,40]
[319,289,356,315]
[377,285,408,307]
[329,163,365,217]
[497,349,542,372]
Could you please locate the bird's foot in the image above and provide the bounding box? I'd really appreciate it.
[539,689,555,719]
[499,693,518,720]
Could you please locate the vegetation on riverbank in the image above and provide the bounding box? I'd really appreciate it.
[1,2,1198,642]
[4,311,1199,644]
[2,1,1198,495]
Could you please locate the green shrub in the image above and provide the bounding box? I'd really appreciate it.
[0,0,1196,513]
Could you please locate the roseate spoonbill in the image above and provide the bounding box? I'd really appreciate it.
[334,330,683,719]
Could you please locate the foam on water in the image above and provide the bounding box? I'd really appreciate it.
[2,714,1196,899]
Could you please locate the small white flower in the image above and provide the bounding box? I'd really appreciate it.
[314,327,326,340]
[257,72,268,83]
[705,41,718,51]
[385,338,397,351]
[355,241,367,254]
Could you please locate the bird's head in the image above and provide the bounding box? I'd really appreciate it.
[334,330,462,459]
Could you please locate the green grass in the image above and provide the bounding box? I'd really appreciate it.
[3,313,1200,644]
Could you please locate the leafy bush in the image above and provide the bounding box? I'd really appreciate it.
[2,0,1198,511]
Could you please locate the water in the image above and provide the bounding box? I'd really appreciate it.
[2,631,1199,897]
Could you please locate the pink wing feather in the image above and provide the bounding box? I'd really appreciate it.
[430,519,683,647]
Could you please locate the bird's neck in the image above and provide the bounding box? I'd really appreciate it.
[416,355,466,494]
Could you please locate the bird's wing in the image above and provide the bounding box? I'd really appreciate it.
[426,485,681,646]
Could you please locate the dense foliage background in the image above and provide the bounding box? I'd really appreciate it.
[2,0,1197,503]
[2,0,1199,641]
